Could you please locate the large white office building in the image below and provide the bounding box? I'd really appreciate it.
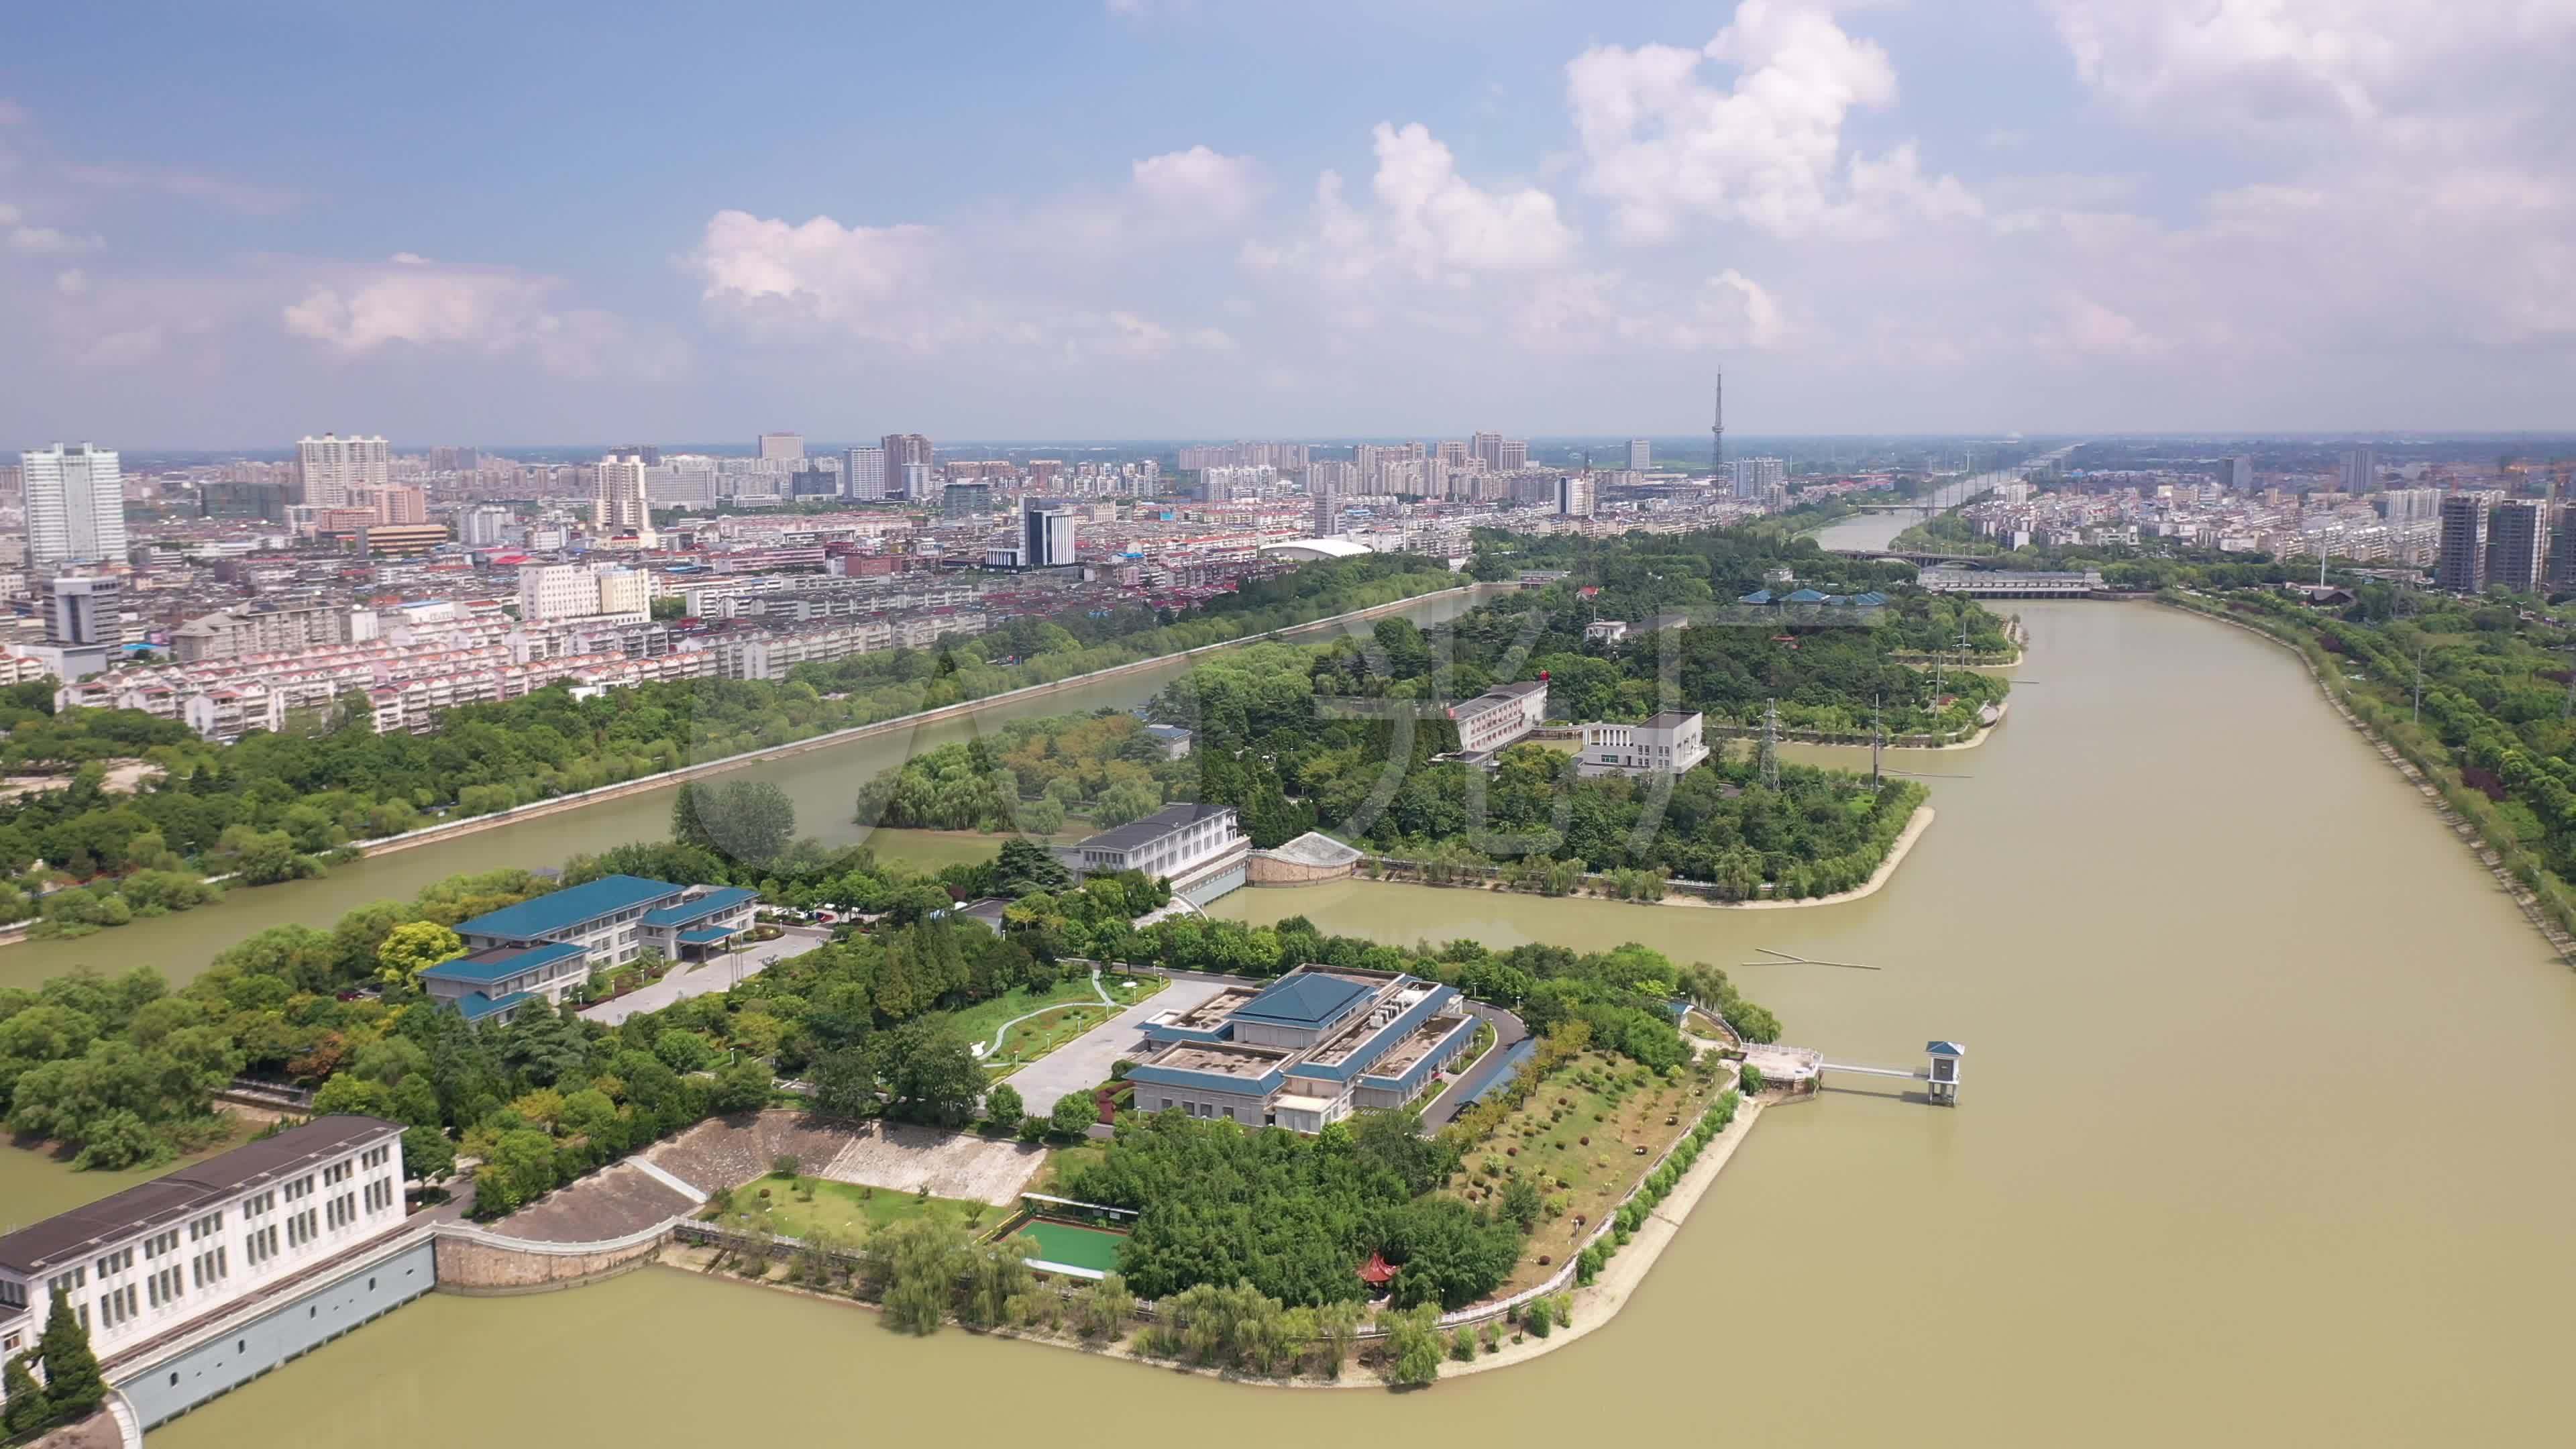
[1057,802,1249,906]
[1448,679,1550,757]
[0,1116,407,1368]
[519,563,650,623]
[844,446,887,500]
[296,433,390,508]
[21,443,127,571]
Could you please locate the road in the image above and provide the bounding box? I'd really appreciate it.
[1000,970,1234,1117]
[1413,1000,1531,1128]
[580,928,826,1026]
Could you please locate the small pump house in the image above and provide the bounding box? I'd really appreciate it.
[1925,1040,1965,1104]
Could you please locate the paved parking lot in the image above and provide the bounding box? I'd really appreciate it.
[580,929,824,1025]
[1000,973,1234,1118]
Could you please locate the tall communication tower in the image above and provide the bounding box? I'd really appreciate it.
[1711,371,1725,481]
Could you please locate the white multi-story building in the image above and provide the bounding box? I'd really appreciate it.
[0,1116,407,1368]
[296,433,390,508]
[1627,439,1652,471]
[844,446,887,500]
[1056,802,1249,906]
[519,563,650,624]
[595,453,654,541]
[756,432,805,462]
[459,504,514,548]
[1730,456,1786,500]
[21,443,127,571]
[1577,710,1709,777]
[1448,679,1549,755]
[1556,474,1596,517]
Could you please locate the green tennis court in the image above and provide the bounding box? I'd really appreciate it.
[1016,1219,1127,1275]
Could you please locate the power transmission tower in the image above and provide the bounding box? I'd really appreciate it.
[1760,697,1780,790]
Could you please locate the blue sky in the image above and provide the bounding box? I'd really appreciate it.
[3,1,2571,445]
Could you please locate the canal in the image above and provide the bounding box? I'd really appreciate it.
[136,594,2576,1446]
[0,589,1487,998]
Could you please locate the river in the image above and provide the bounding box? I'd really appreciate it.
[0,589,1485,998]
[121,582,2576,1443]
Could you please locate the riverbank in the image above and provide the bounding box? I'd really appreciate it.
[2158,593,2576,963]
[659,1094,1769,1389]
[1357,804,1935,912]
[0,583,1494,957]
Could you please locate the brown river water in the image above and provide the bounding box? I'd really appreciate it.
[21,553,2576,1446]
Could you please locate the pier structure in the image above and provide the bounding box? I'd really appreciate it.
[1743,1040,1966,1104]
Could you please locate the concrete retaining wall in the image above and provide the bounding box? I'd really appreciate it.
[431,1225,674,1295]
[1246,852,1356,886]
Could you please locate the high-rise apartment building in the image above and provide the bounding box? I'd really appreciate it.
[459,504,514,548]
[1729,456,1787,500]
[2229,455,2254,491]
[2485,499,2545,594]
[2549,505,2576,588]
[1497,439,1527,472]
[1437,439,1470,468]
[1312,488,1341,536]
[1556,474,1596,518]
[756,433,805,462]
[1022,499,1077,568]
[297,433,390,508]
[1470,432,1505,471]
[881,434,933,497]
[2435,493,2488,594]
[2378,488,2440,526]
[2340,447,2379,494]
[21,443,128,570]
[844,446,887,500]
[1627,439,1652,471]
[596,452,653,539]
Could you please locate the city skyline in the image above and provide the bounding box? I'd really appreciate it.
[4,1,2571,444]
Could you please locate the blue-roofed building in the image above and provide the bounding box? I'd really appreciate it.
[1126,965,1475,1134]
[443,875,764,1019]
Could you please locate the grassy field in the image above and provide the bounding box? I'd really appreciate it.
[857,826,1088,872]
[1450,1050,1724,1294]
[1035,1141,1109,1195]
[940,977,1108,1048]
[718,1175,998,1241]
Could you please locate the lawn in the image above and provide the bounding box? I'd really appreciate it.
[855,826,1088,872]
[938,977,1110,1049]
[1035,1141,1108,1196]
[1448,1050,1725,1294]
[718,1175,998,1242]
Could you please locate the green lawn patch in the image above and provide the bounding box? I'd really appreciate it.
[721,1175,997,1241]
[936,977,1106,1048]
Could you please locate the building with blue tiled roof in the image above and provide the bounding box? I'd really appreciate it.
[435,875,762,1024]
[1126,965,1475,1134]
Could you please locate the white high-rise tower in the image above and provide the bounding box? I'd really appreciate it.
[21,443,128,570]
[296,433,390,508]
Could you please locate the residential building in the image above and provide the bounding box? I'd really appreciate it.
[1577,710,1709,777]
[881,433,933,496]
[2486,498,2545,594]
[1448,678,1549,756]
[1730,456,1786,500]
[171,600,346,663]
[1023,498,1077,568]
[2340,447,2379,494]
[2435,493,2488,594]
[845,446,886,500]
[756,433,805,462]
[519,563,649,623]
[1556,474,1595,518]
[459,504,513,548]
[1497,439,1527,472]
[2229,455,2254,491]
[1627,439,1653,471]
[595,451,653,541]
[296,433,390,508]
[1056,802,1248,906]
[21,443,127,571]
[1311,487,1341,537]
[1128,965,1475,1133]
[0,1116,407,1366]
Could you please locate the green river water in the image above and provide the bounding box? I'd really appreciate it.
[17,541,2576,1445]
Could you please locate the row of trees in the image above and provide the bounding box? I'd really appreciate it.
[0,551,1460,933]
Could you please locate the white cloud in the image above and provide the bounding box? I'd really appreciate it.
[1566,0,1975,241]
[1251,121,1575,288]
[1131,146,1260,224]
[283,254,667,378]
[9,223,100,255]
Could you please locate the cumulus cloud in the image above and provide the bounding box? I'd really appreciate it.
[282,254,670,378]
[690,207,1224,363]
[1250,121,1575,288]
[1566,0,1976,241]
[1131,145,1260,224]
